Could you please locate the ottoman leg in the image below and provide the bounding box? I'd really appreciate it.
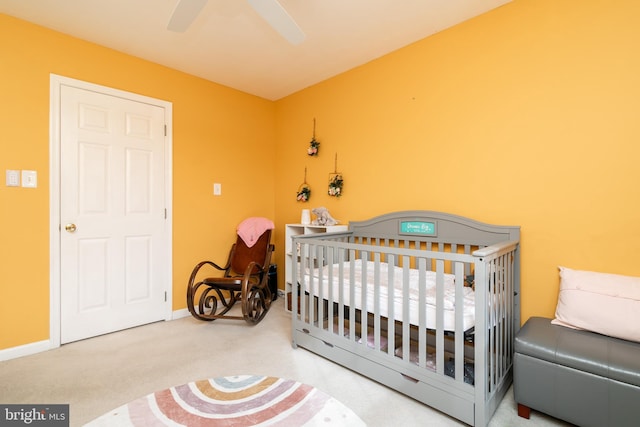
[517,403,531,419]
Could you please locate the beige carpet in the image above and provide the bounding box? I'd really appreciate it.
[0,300,570,426]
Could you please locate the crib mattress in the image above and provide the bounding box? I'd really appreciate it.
[302,259,475,331]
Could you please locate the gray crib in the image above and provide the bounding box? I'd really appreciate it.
[291,211,520,426]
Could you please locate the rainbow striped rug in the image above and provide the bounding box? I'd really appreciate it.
[86,375,365,426]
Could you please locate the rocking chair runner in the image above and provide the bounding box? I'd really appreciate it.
[187,225,274,324]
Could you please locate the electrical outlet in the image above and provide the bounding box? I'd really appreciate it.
[213,183,222,196]
[6,170,20,187]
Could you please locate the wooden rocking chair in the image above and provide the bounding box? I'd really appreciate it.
[187,221,274,324]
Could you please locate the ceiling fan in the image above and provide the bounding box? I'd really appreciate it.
[167,0,306,45]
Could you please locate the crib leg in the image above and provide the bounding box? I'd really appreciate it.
[517,403,531,419]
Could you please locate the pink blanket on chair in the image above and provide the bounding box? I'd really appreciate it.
[237,217,274,248]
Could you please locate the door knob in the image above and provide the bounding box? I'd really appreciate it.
[65,223,77,233]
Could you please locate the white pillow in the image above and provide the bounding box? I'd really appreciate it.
[552,266,640,343]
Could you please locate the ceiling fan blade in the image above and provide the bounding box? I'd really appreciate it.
[248,0,306,45]
[167,0,208,32]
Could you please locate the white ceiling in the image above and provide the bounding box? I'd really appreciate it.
[0,0,511,100]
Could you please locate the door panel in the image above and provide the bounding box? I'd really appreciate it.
[60,85,168,344]
[78,238,109,310]
[125,235,152,302]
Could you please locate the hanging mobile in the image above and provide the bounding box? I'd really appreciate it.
[307,118,319,156]
[328,153,343,197]
[296,167,311,202]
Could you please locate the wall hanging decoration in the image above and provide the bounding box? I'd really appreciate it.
[296,167,311,202]
[328,153,343,197]
[307,118,319,156]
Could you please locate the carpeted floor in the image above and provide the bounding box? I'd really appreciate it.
[0,299,571,426]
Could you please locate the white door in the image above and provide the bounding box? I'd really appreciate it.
[59,85,169,344]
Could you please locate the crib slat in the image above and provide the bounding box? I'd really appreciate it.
[435,259,445,376]
[418,258,427,368]
[326,245,335,334]
[360,252,368,346]
[373,251,382,351]
[387,253,396,356]
[309,245,317,325]
[402,259,411,362]
[315,245,324,325]
[348,252,357,341]
[454,261,465,384]
[338,248,346,340]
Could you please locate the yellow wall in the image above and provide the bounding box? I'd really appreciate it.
[3,0,640,353]
[0,14,275,350]
[274,0,640,323]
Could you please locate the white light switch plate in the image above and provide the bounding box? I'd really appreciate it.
[213,183,222,196]
[21,170,37,188]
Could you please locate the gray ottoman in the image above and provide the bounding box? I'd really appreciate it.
[514,317,640,427]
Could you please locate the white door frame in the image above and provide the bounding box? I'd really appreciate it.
[49,74,173,349]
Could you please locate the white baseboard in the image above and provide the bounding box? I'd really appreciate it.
[1,309,193,361]
[0,340,53,362]
[172,308,191,320]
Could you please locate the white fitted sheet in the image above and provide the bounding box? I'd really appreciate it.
[303,259,475,331]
